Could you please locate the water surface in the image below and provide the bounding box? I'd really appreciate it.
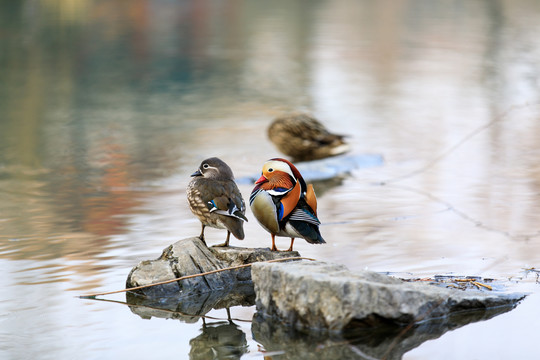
[1,0,540,358]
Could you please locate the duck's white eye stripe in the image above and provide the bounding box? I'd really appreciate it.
[265,161,295,178]
[204,165,219,172]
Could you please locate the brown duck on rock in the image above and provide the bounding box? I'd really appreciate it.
[268,112,350,162]
[187,157,248,247]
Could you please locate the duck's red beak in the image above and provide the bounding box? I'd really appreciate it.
[255,175,267,184]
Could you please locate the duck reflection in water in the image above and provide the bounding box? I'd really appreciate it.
[189,309,248,360]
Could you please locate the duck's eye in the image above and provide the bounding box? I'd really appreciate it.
[268,168,274,172]
[203,164,209,169]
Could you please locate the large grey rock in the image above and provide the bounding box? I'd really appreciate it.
[252,260,526,333]
[126,237,300,299]
[211,245,300,282]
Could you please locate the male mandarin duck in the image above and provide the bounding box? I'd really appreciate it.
[250,158,325,251]
[187,157,248,247]
[267,112,350,162]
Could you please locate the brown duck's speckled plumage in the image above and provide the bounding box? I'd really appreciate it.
[187,157,247,246]
[267,112,350,162]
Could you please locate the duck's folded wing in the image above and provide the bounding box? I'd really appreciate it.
[206,195,248,221]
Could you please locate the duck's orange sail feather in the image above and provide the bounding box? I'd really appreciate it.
[305,184,318,216]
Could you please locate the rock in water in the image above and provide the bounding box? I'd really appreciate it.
[126,238,526,336]
[126,237,300,298]
[251,260,526,333]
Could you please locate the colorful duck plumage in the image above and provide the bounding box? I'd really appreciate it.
[187,157,248,247]
[250,158,325,251]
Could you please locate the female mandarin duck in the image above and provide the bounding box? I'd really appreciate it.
[250,158,325,251]
[268,112,349,162]
[187,157,248,247]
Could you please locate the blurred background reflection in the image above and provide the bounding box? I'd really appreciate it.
[1,0,540,359]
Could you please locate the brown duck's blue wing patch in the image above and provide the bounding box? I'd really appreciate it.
[206,196,229,211]
[207,196,248,221]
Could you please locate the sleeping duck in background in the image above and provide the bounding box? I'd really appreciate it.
[267,112,350,162]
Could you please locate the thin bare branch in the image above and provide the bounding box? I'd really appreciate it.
[78,256,315,299]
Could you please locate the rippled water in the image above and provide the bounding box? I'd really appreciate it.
[2,0,540,359]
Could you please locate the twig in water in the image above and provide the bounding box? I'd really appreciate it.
[373,102,540,242]
[78,256,315,299]
[89,297,253,323]
[386,183,515,239]
[454,278,493,291]
[380,102,540,185]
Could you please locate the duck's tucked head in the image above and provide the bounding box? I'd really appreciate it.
[267,113,349,161]
[255,158,303,190]
[191,157,234,180]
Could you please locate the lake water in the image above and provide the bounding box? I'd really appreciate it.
[1,0,540,359]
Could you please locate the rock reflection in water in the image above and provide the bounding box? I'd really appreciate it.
[125,283,255,323]
[252,303,518,360]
